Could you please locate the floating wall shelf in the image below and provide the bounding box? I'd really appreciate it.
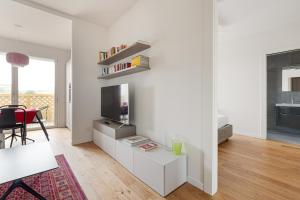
[98,41,151,65]
[98,66,150,80]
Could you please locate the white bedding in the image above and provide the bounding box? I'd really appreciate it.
[218,114,229,129]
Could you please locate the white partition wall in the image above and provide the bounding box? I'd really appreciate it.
[106,0,217,195]
[71,19,108,144]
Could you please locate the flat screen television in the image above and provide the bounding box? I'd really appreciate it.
[101,84,129,124]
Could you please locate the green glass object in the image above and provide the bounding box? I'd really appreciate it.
[172,142,182,155]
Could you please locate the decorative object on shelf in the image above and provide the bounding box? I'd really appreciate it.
[139,142,159,152]
[131,55,149,67]
[6,52,29,67]
[98,51,107,63]
[172,137,183,155]
[102,66,110,76]
[121,44,128,50]
[110,47,116,56]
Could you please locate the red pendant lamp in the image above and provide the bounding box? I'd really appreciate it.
[6,24,29,67]
[6,52,29,67]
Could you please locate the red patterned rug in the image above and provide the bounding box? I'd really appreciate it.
[0,155,87,200]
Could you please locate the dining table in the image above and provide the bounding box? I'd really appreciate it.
[0,108,49,149]
[15,108,37,124]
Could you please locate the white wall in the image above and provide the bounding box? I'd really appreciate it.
[218,24,300,138]
[71,19,108,144]
[106,0,216,193]
[0,36,70,127]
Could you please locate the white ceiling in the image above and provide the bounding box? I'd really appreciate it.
[0,0,138,50]
[218,0,300,37]
[28,0,139,27]
[2,0,299,50]
[0,0,71,50]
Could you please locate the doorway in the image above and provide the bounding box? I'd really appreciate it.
[266,49,300,145]
[0,53,56,127]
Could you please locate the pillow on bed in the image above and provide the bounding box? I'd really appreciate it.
[218,113,229,129]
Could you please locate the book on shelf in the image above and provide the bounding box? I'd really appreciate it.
[122,136,150,146]
[109,66,114,74]
[98,44,128,63]
[98,51,108,62]
[139,142,159,152]
[131,55,149,67]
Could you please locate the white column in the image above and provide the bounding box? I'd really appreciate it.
[11,67,18,105]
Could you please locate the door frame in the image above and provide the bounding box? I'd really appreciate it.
[260,45,300,140]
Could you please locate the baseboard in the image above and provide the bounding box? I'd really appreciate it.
[188,176,204,190]
[72,138,93,145]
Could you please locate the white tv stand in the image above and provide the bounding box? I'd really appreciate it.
[93,120,187,196]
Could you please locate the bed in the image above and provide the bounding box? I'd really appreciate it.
[218,113,233,144]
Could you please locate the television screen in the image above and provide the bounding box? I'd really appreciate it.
[101,84,129,124]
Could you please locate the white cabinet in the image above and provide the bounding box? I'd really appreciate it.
[133,150,165,195]
[133,146,187,196]
[164,155,187,195]
[93,129,187,197]
[93,129,116,159]
[116,140,134,172]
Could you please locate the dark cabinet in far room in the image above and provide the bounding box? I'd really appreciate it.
[291,77,300,91]
[277,106,300,129]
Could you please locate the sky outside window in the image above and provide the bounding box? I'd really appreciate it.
[0,53,55,94]
[18,58,55,94]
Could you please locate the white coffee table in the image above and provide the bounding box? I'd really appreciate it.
[0,142,58,200]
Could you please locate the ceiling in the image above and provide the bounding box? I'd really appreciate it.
[0,0,139,50]
[218,0,300,37]
[0,0,71,50]
[28,0,139,27]
[5,0,298,49]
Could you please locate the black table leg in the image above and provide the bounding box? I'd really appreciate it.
[36,114,49,141]
[0,179,46,200]
[0,129,4,149]
[23,123,28,145]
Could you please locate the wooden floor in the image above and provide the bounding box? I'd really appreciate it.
[8,129,300,200]
[217,135,300,200]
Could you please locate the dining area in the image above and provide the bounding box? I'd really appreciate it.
[0,49,80,198]
[0,104,49,149]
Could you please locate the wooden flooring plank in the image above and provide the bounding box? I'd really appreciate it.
[11,129,300,200]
